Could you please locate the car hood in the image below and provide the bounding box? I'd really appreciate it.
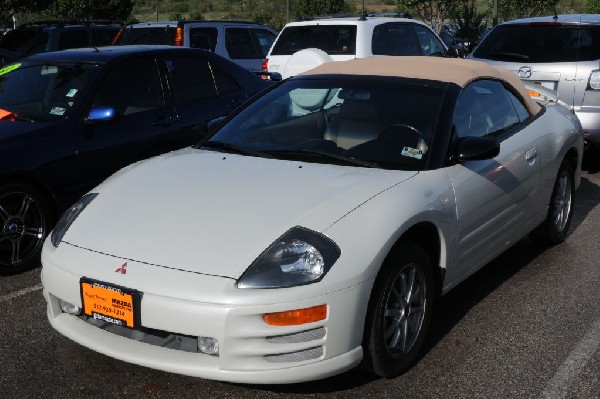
[63,148,417,278]
[0,119,55,140]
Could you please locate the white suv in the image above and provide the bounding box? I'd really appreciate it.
[264,16,451,79]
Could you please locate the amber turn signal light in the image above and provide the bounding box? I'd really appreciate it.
[263,304,327,326]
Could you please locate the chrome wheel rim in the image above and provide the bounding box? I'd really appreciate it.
[0,191,45,268]
[383,263,426,358]
[553,171,572,233]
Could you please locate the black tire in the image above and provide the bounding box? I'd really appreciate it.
[361,241,435,378]
[531,160,575,246]
[0,182,52,275]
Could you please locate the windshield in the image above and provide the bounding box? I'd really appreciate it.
[0,62,99,122]
[473,24,600,63]
[207,78,445,170]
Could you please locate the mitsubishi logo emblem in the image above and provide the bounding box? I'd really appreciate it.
[518,66,532,79]
[115,262,127,274]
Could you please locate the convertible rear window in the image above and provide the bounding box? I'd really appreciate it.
[208,78,445,170]
[473,24,600,62]
[270,25,357,56]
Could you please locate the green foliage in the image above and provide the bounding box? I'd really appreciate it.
[48,0,134,21]
[296,0,347,17]
[451,0,487,45]
[168,12,184,21]
[399,0,458,33]
[494,0,560,20]
[586,0,600,13]
[1,0,52,26]
[188,11,204,21]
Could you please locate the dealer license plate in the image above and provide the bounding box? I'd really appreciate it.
[80,278,139,328]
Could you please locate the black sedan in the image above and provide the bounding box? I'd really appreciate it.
[0,45,270,274]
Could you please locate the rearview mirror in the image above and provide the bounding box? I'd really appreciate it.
[85,106,118,124]
[207,116,226,134]
[455,136,500,162]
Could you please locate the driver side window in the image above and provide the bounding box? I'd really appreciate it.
[413,25,446,56]
[453,80,521,139]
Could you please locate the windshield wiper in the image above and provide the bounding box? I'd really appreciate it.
[200,141,273,158]
[264,149,379,168]
[13,115,36,122]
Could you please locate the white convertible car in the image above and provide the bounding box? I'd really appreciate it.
[42,57,584,384]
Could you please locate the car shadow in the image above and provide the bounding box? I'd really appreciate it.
[235,172,600,395]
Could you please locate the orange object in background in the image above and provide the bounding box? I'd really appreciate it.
[0,108,15,121]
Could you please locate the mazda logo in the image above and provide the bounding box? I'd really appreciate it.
[518,66,532,79]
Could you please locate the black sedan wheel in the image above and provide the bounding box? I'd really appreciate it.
[362,241,434,377]
[0,183,50,275]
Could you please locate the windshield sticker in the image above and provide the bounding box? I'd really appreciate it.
[401,146,423,160]
[41,65,58,75]
[49,107,66,116]
[0,63,20,76]
[66,88,78,97]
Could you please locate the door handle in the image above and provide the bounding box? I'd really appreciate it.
[525,147,537,165]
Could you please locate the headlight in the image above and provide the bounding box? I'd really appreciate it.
[50,193,97,247]
[237,226,341,289]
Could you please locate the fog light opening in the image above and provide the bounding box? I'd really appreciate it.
[59,299,81,315]
[198,337,219,356]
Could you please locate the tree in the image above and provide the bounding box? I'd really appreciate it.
[586,0,600,13]
[48,0,134,21]
[0,0,51,26]
[296,0,347,18]
[495,0,559,21]
[398,0,458,34]
[451,0,487,51]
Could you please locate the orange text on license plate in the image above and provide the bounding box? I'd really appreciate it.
[81,281,136,328]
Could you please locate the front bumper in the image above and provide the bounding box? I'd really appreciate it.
[41,242,369,384]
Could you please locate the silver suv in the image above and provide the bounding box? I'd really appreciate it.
[470,14,600,148]
[113,21,277,73]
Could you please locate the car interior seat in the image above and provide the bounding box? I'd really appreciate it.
[325,91,382,149]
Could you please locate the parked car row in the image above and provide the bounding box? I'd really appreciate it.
[0,10,594,387]
[40,56,584,384]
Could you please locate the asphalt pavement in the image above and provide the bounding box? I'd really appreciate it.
[1,154,599,399]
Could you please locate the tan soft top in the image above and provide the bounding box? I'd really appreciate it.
[300,56,541,115]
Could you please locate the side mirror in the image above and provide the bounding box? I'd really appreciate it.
[85,106,118,124]
[207,116,226,134]
[455,136,500,162]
